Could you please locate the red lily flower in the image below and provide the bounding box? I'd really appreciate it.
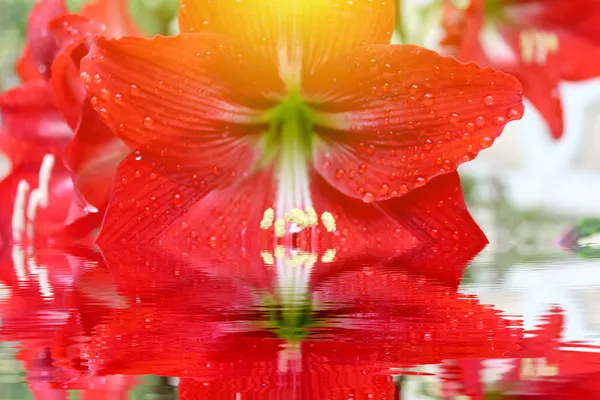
[440,0,600,139]
[73,243,522,399]
[0,0,140,245]
[82,0,524,251]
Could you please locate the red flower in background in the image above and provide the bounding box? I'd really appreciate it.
[0,0,140,247]
[82,0,523,252]
[441,0,600,139]
[439,306,600,399]
[0,246,135,399]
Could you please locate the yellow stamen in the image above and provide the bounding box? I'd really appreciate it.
[321,212,336,232]
[304,253,318,269]
[274,218,286,238]
[260,208,275,229]
[285,208,308,227]
[261,251,274,265]
[305,207,318,226]
[321,249,336,263]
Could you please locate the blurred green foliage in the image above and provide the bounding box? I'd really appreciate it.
[0,0,179,89]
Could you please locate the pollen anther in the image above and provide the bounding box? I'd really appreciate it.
[321,212,336,232]
[261,251,275,265]
[305,207,318,226]
[284,208,309,228]
[321,249,337,263]
[260,208,275,229]
[274,218,286,238]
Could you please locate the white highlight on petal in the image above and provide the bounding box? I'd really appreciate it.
[11,181,30,241]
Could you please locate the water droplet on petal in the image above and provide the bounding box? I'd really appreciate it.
[508,107,522,119]
[480,136,493,148]
[494,116,506,125]
[449,113,459,124]
[335,168,345,180]
[362,192,375,203]
[130,84,141,97]
[143,116,155,130]
[173,192,184,208]
[414,177,427,187]
[423,93,433,106]
[379,184,390,195]
[98,107,110,120]
[484,95,494,106]
[114,93,125,105]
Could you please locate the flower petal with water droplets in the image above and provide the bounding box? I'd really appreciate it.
[305,44,524,202]
[178,0,395,74]
[81,33,284,185]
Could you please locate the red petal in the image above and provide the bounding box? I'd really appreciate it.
[16,47,45,82]
[49,14,106,129]
[513,64,564,139]
[95,152,278,247]
[22,0,69,80]
[309,171,487,288]
[179,369,396,399]
[441,0,487,64]
[79,0,141,38]
[97,148,485,290]
[81,34,283,184]
[178,0,395,73]
[0,81,72,151]
[64,99,130,219]
[305,44,524,202]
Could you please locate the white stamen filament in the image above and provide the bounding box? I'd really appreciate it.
[26,255,54,300]
[11,181,30,241]
[276,254,312,309]
[26,189,45,241]
[11,154,56,242]
[11,244,27,282]
[37,154,55,208]
[277,343,302,373]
